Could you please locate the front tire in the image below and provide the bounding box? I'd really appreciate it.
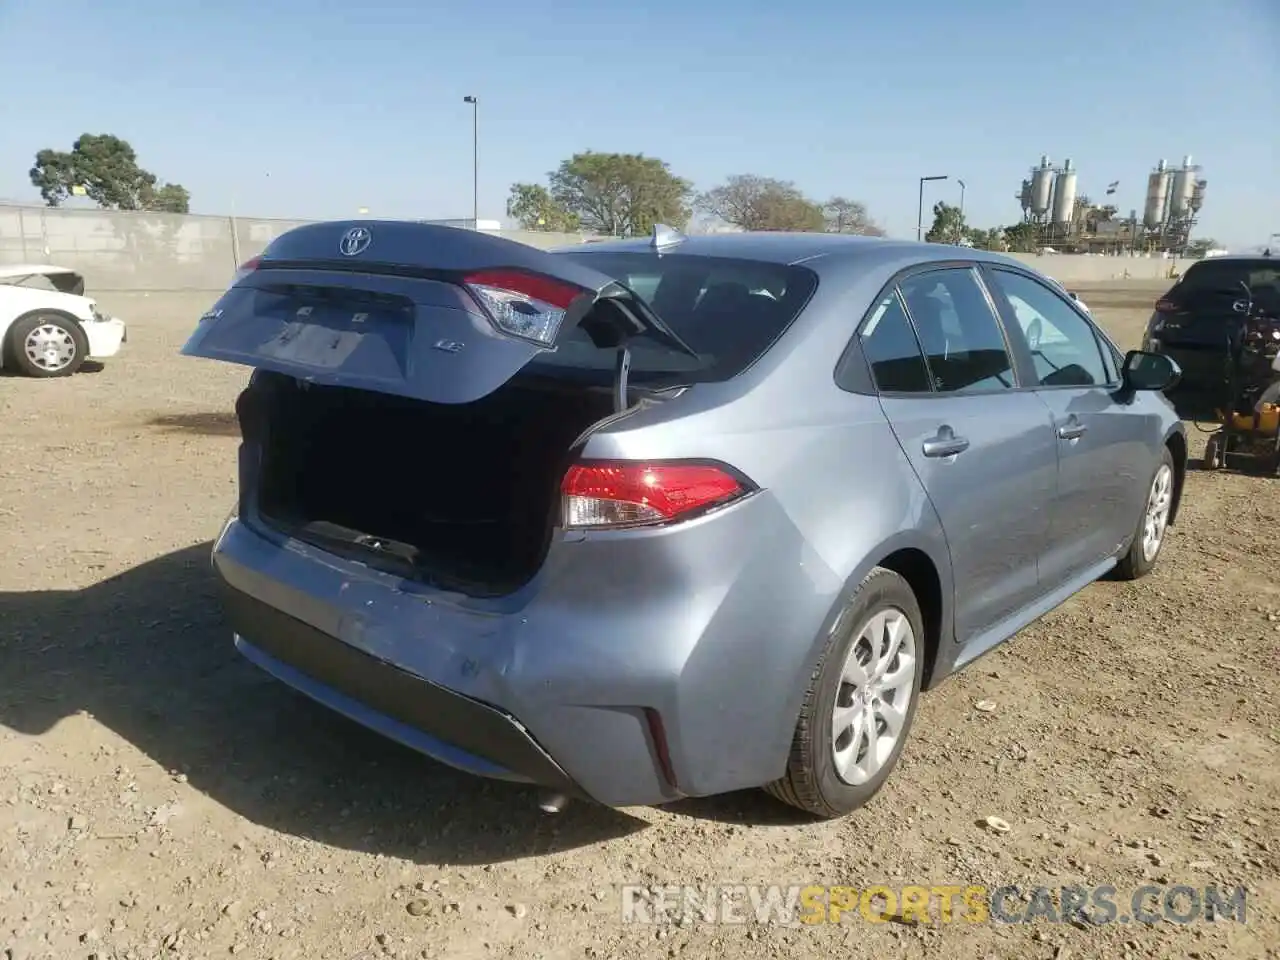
[1113,447,1175,581]
[6,313,88,378]
[763,567,925,819]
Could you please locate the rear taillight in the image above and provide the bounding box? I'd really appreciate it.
[1154,298,1178,313]
[463,269,586,347]
[561,461,752,530]
[234,256,262,284]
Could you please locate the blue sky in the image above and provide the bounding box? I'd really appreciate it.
[1,0,1276,248]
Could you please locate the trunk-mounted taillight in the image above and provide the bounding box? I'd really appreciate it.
[1154,298,1178,313]
[561,461,753,530]
[463,269,585,348]
[234,256,262,285]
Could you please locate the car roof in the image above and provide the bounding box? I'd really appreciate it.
[553,231,1026,270]
[1185,253,1276,266]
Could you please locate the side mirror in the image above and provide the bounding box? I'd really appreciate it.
[1122,350,1181,392]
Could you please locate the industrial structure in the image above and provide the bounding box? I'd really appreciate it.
[1014,154,1206,255]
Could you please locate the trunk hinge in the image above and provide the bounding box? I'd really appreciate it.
[612,345,631,414]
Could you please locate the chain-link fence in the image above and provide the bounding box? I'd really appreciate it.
[0,204,591,292]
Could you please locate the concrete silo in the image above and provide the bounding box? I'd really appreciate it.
[1051,158,1078,225]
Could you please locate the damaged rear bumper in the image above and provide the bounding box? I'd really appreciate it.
[221,583,584,797]
[210,493,836,808]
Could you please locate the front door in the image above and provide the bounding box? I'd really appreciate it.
[983,267,1149,581]
[862,266,1058,643]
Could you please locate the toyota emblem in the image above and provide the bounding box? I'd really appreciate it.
[339,226,372,257]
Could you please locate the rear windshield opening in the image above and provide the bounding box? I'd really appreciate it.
[1179,259,1280,302]
[545,252,818,385]
[0,272,86,296]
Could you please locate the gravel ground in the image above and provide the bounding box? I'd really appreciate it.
[0,283,1276,960]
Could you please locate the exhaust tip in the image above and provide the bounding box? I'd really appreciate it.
[537,791,570,814]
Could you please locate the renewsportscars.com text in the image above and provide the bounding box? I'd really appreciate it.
[620,883,1248,927]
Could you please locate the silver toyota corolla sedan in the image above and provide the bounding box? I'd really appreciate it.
[184,222,1186,820]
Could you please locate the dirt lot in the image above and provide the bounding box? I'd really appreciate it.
[1,283,1277,960]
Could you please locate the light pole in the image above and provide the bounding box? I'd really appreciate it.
[917,175,948,242]
[957,179,967,244]
[463,95,478,228]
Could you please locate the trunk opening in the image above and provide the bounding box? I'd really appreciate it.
[238,371,619,596]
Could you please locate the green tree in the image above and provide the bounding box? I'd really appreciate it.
[29,134,190,213]
[1002,221,1038,253]
[696,175,825,232]
[506,183,580,232]
[822,196,885,236]
[967,227,1006,251]
[546,151,692,237]
[146,183,191,213]
[1187,237,1219,258]
[925,202,967,244]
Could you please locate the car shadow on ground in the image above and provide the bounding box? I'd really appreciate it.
[146,411,240,437]
[0,543,647,865]
[0,360,105,378]
[663,792,817,826]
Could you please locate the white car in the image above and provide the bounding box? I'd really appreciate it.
[1044,274,1090,314]
[0,264,128,377]
[1067,290,1090,314]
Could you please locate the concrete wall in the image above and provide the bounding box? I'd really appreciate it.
[1004,252,1193,285]
[0,204,590,292]
[0,202,1193,292]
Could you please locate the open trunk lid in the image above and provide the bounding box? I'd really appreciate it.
[182,221,693,405]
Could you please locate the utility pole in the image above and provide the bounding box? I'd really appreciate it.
[917,175,948,242]
[463,95,478,228]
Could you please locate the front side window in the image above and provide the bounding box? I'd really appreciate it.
[898,268,1015,393]
[988,269,1110,387]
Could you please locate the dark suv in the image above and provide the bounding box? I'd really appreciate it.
[1142,252,1280,413]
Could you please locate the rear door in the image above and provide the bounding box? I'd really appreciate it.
[863,264,1058,643]
[182,221,676,404]
[983,266,1150,582]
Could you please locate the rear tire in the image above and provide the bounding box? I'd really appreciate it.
[1113,446,1175,581]
[763,567,925,819]
[6,313,88,378]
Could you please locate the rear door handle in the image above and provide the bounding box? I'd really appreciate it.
[922,427,970,458]
[1057,417,1087,440]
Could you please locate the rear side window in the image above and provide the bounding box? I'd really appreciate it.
[541,252,818,385]
[858,291,932,393]
[898,268,1015,393]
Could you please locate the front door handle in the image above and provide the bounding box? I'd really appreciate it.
[1057,416,1087,440]
[922,426,970,458]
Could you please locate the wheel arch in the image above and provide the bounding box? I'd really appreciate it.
[1163,424,1187,525]
[1,308,88,369]
[786,531,955,736]
[876,546,947,690]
